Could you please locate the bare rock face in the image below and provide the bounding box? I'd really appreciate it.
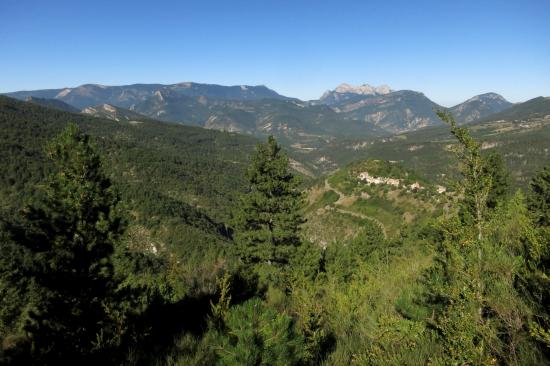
[319,83,393,105]
[333,83,392,96]
[81,103,150,123]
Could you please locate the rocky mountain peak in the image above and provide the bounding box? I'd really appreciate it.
[332,83,392,96]
[319,83,393,104]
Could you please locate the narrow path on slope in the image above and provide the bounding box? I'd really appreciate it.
[324,179,348,205]
[324,179,388,239]
[334,208,387,239]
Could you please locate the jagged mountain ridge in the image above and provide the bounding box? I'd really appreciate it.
[314,85,514,133]
[5,81,514,136]
[7,83,385,142]
[338,90,444,133]
[6,82,290,110]
[132,91,388,137]
[318,83,392,106]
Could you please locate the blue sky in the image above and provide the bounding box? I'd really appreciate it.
[1,0,548,106]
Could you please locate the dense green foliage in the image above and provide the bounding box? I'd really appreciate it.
[26,96,80,113]
[525,166,550,350]
[233,136,305,269]
[422,112,540,364]
[1,125,125,363]
[1,98,550,365]
[0,97,255,363]
[485,152,510,209]
[214,298,305,366]
[528,166,550,227]
[0,95,257,251]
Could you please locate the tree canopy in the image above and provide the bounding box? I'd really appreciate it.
[232,136,305,267]
[1,124,124,363]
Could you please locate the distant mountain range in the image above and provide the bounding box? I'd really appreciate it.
[3,81,522,138]
[312,84,514,132]
[299,96,550,183]
[4,83,387,142]
[1,93,548,182]
[7,82,290,109]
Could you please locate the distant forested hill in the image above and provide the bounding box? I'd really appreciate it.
[0,95,260,256]
[26,96,80,113]
[477,96,550,122]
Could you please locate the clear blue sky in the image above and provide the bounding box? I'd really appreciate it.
[1,0,548,106]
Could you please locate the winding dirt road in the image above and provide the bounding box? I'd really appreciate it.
[324,179,388,239]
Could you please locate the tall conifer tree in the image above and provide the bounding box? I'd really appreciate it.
[233,136,304,266]
[424,112,541,365]
[484,152,509,209]
[3,124,124,363]
[525,166,550,348]
[437,111,492,240]
[528,166,550,227]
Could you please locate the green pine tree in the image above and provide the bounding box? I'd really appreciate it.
[2,124,124,363]
[425,112,502,364]
[437,110,492,240]
[527,166,550,227]
[424,113,545,365]
[0,223,38,362]
[214,298,305,366]
[525,166,550,349]
[484,152,509,209]
[233,136,304,267]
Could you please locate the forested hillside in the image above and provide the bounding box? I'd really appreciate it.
[2,0,547,363]
[0,96,260,256]
[1,97,550,365]
[26,96,81,113]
